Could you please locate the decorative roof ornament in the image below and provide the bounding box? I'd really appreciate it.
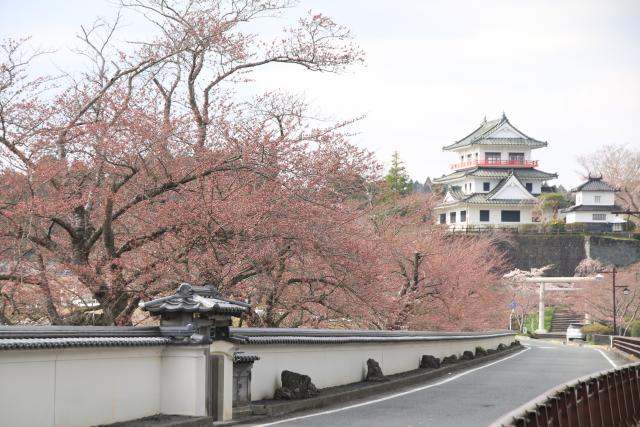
[139,283,251,317]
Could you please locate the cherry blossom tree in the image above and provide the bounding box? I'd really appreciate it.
[0,1,511,331]
[0,1,371,325]
[371,195,510,331]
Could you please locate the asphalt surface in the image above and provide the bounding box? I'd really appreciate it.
[247,339,630,427]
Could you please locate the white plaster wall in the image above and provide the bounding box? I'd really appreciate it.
[528,181,542,194]
[242,335,514,401]
[160,346,209,417]
[491,181,532,199]
[576,193,583,205]
[477,146,533,161]
[566,211,621,224]
[472,178,501,193]
[576,191,615,206]
[0,347,163,427]
[436,205,535,228]
[0,345,209,427]
[466,206,535,226]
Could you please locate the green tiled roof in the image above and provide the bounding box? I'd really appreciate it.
[465,193,538,205]
[438,192,538,206]
[433,167,557,183]
[463,194,538,205]
[443,114,547,151]
[448,186,466,201]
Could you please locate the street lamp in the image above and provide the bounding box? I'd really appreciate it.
[598,267,631,335]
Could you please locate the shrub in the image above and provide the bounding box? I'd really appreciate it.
[518,224,538,234]
[548,219,566,232]
[566,223,587,233]
[582,323,613,335]
[627,321,640,337]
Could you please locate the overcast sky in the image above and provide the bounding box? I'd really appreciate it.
[2,0,639,188]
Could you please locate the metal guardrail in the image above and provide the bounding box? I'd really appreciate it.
[613,336,640,358]
[490,363,640,427]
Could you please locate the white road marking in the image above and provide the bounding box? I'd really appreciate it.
[537,346,555,349]
[254,347,531,427]
[596,348,617,368]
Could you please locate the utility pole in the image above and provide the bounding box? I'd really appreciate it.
[613,266,618,336]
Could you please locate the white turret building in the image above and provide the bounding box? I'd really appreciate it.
[562,176,625,232]
[434,114,557,229]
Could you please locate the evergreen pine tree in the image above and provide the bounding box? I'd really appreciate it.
[385,151,413,195]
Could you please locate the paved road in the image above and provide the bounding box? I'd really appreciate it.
[248,340,628,427]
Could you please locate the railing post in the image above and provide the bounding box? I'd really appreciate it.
[567,387,579,427]
[610,372,623,426]
[633,366,640,422]
[549,397,562,427]
[537,403,550,426]
[621,368,633,422]
[603,373,615,427]
[576,382,591,427]
[589,378,604,427]
[558,389,570,427]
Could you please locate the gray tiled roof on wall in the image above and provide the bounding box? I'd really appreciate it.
[0,324,199,351]
[230,328,515,345]
[233,351,260,364]
[0,336,171,350]
[443,114,547,151]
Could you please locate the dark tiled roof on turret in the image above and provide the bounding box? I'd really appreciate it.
[571,177,617,192]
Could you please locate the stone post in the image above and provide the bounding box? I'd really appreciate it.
[210,340,237,421]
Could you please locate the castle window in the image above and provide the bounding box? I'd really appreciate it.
[485,152,501,163]
[594,196,601,203]
[525,183,533,192]
[483,182,490,192]
[593,213,606,221]
[460,211,467,222]
[439,213,446,224]
[480,210,490,222]
[509,153,525,163]
[501,210,521,222]
[450,212,457,223]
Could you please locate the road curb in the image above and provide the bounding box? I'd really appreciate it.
[243,344,524,420]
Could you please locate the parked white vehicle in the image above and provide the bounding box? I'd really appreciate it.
[566,323,586,341]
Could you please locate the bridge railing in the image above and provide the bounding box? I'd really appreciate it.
[613,336,640,358]
[490,363,640,427]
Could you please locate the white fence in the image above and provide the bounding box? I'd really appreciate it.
[0,340,208,427]
[0,327,516,426]
[232,329,516,400]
